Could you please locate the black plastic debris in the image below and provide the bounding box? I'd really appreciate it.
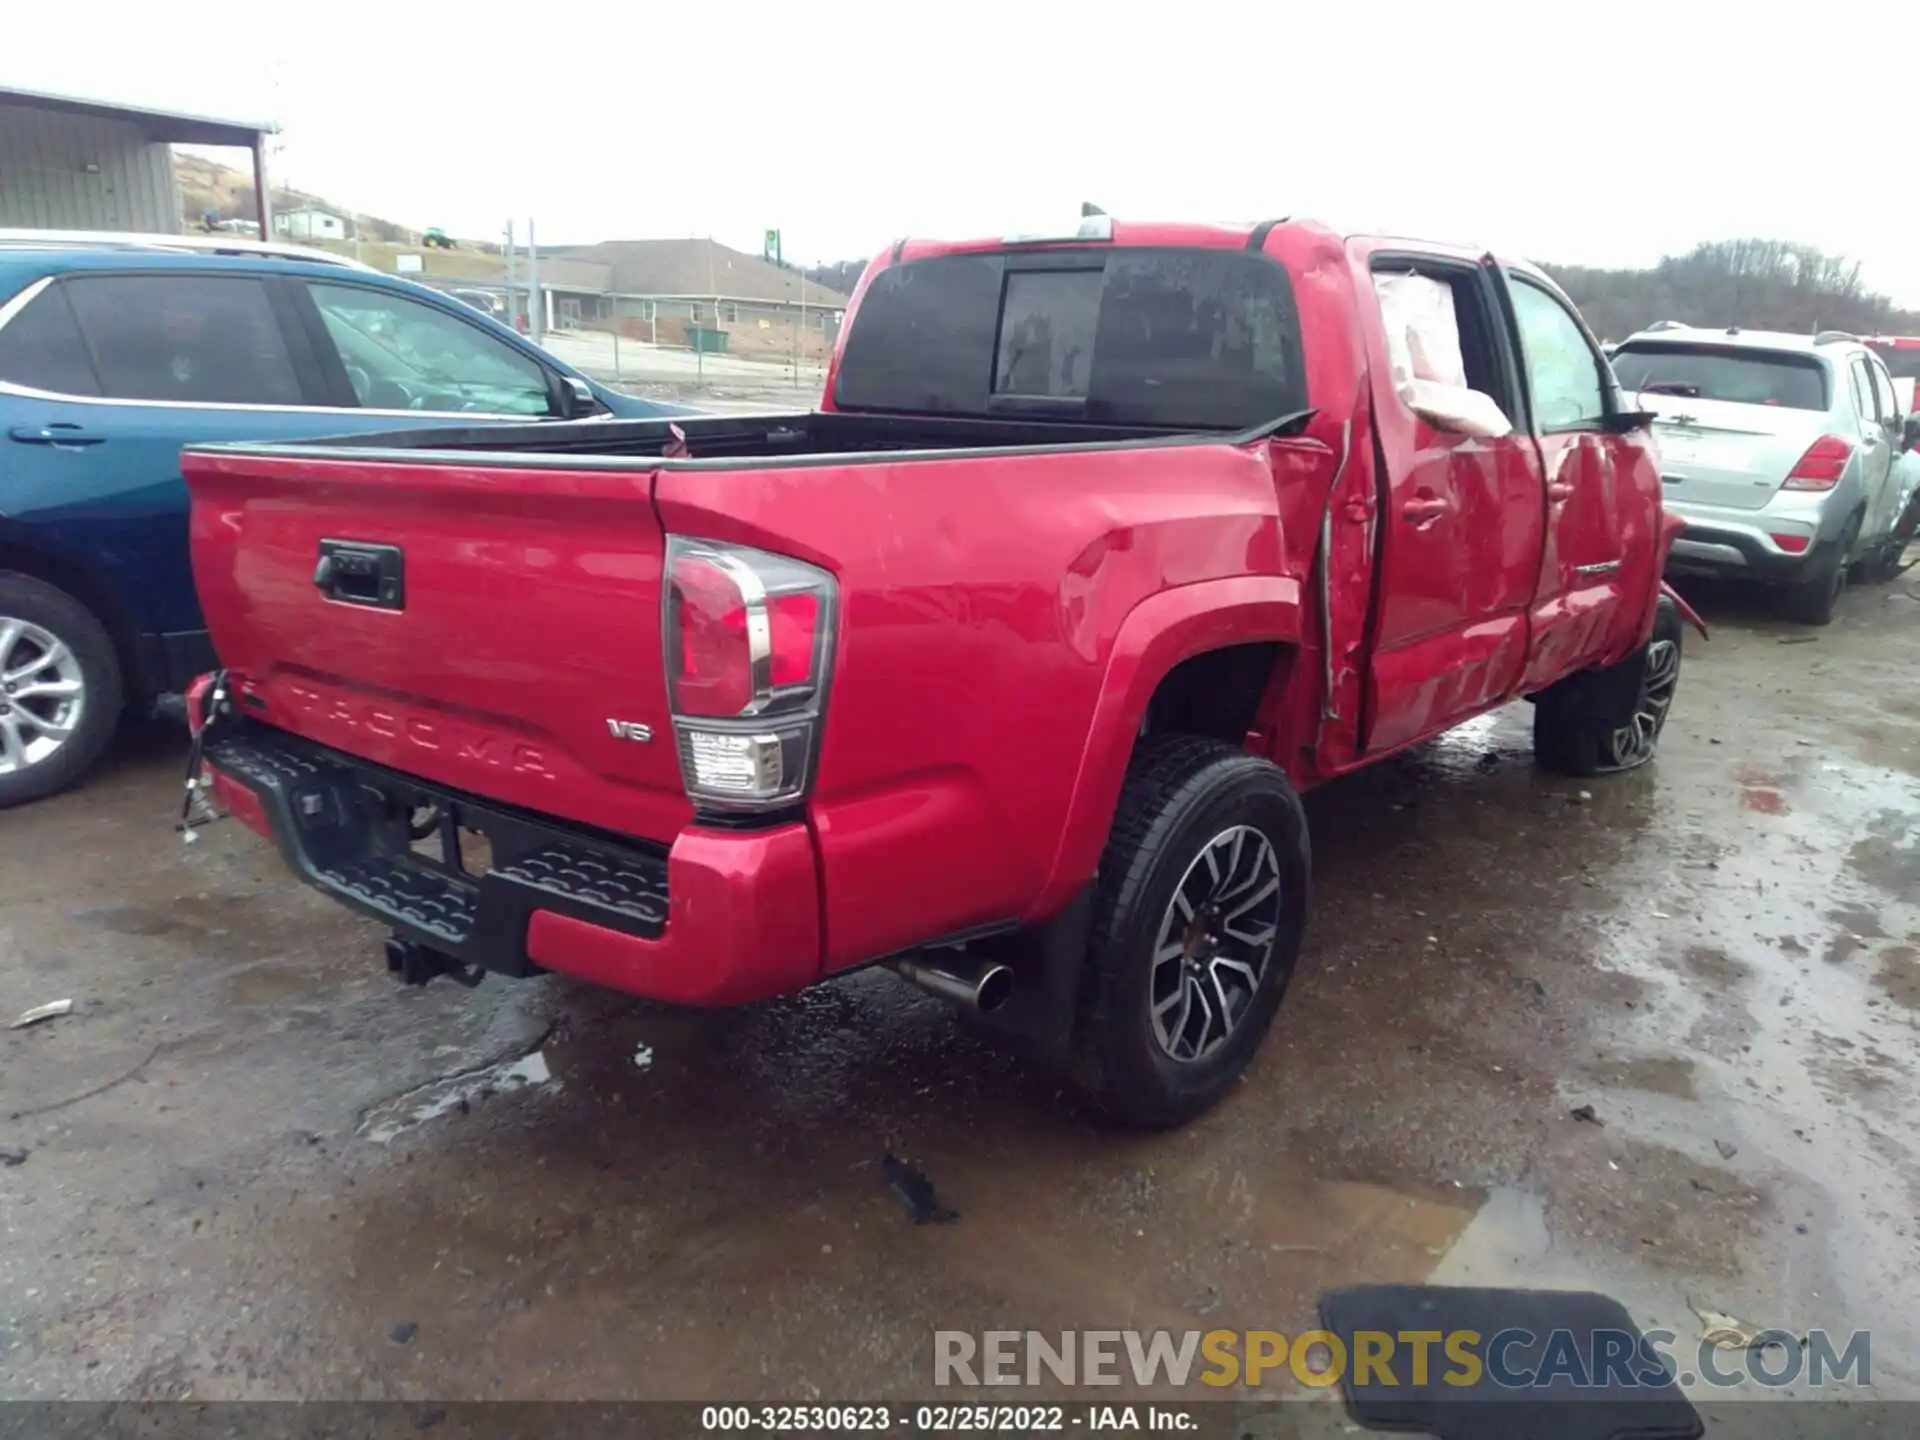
[0,1147,27,1167]
[1570,1104,1604,1127]
[1323,1285,1702,1440]
[883,1151,958,1225]
[388,1320,418,1345]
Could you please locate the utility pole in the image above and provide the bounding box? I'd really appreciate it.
[252,133,273,238]
[527,218,542,346]
[504,221,517,331]
[795,266,806,387]
[700,236,717,385]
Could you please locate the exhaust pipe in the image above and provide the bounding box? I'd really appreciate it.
[888,953,1015,1014]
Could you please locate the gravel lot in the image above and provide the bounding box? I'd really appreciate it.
[2,574,1917,1408]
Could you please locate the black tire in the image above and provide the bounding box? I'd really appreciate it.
[1534,596,1684,778]
[0,572,123,809]
[1857,495,1919,584]
[1070,736,1309,1129]
[1784,515,1859,625]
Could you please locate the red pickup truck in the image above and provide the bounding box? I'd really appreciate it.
[184,217,1701,1127]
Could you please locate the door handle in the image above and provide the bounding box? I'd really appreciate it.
[1547,480,1575,502]
[313,539,405,610]
[8,424,105,447]
[1401,494,1450,525]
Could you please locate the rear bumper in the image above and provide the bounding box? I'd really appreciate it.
[1661,484,1854,584]
[1665,524,1827,582]
[1663,507,1835,583]
[205,723,821,1006]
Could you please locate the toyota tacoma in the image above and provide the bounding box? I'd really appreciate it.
[181,216,1701,1127]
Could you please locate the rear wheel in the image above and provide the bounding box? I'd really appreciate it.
[1785,515,1859,625]
[1535,597,1684,777]
[1858,494,1918,584]
[0,573,123,808]
[1071,736,1309,1129]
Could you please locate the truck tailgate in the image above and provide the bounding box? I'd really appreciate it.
[185,448,691,841]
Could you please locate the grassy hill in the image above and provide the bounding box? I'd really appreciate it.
[308,238,506,280]
[174,152,495,254]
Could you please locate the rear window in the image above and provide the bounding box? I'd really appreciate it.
[1610,342,1828,410]
[834,246,1307,430]
[0,283,101,396]
[64,274,304,406]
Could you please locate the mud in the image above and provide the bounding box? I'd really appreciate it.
[2,577,1917,1402]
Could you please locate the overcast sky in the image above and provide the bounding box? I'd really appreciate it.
[10,1,1919,302]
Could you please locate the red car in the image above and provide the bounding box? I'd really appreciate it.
[183,217,1700,1127]
[1867,335,1920,413]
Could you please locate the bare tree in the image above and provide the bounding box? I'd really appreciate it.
[1547,240,1916,341]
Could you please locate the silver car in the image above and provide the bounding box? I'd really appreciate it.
[1611,324,1918,624]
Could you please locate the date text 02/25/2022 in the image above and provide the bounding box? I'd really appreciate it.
[698,1404,1197,1431]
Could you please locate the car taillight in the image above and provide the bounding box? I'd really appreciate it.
[1782,434,1852,491]
[664,536,836,811]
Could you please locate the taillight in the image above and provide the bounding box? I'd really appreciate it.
[1781,434,1852,491]
[663,536,836,811]
[1769,533,1811,554]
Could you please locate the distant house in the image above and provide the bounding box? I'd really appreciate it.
[560,238,849,348]
[275,206,349,242]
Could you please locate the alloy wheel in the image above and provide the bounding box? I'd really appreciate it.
[1149,824,1283,1063]
[1602,638,1679,772]
[0,617,86,776]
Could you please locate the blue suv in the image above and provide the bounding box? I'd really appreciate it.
[0,234,679,806]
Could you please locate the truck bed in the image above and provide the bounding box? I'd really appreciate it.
[226,407,1309,469]
[184,399,1316,975]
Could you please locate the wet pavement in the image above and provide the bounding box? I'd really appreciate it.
[2,577,1917,1405]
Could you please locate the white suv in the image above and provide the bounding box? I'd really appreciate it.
[1611,324,1917,624]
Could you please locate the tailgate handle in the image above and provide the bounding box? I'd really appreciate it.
[314,540,405,611]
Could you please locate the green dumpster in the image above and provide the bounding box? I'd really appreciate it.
[684,326,730,354]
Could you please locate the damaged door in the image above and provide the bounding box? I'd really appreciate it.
[1352,251,1544,756]
[1502,272,1645,685]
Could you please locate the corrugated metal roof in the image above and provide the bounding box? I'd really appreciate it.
[0,86,273,146]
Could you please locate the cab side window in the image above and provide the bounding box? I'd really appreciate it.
[1507,278,1608,431]
[0,284,101,396]
[1848,357,1879,427]
[63,275,304,405]
[1868,357,1900,422]
[1372,266,1514,419]
[305,282,555,416]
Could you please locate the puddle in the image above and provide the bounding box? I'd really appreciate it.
[357,1047,557,1145]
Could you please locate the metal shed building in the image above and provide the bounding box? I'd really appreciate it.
[0,86,274,235]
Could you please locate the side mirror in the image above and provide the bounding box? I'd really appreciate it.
[1904,413,1920,454]
[1603,408,1657,434]
[560,375,602,420]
